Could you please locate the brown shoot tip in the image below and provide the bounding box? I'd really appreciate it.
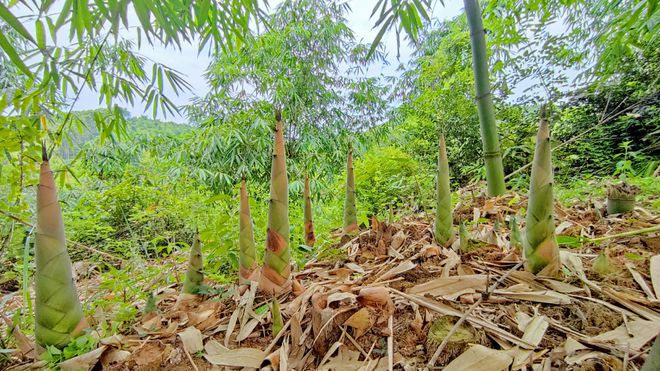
[41,142,48,161]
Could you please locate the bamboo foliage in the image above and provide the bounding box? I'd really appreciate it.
[239,179,258,283]
[434,133,453,245]
[182,231,203,294]
[524,110,560,276]
[35,145,86,348]
[303,173,316,247]
[463,0,507,197]
[343,143,358,234]
[259,111,291,294]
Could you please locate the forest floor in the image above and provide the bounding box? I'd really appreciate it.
[3,187,660,370]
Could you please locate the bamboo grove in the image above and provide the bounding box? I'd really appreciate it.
[30,101,566,348]
[1,2,657,366]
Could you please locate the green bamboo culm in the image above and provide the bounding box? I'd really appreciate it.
[259,110,291,294]
[524,108,560,276]
[509,216,522,251]
[239,179,258,283]
[35,143,86,348]
[343,143,358,234]
[463,0,506,197]
[182,231,203,294]
[434,133,453,245]
[303,173,316,247]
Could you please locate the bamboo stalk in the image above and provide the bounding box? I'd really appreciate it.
[464,0,506,196]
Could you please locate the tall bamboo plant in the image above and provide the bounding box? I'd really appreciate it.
[35,144,86,347]
[463,0,506,197]
[343,143,358,234]
[524,109,560,276]
[259,111,291,294]
[182,231,203,294]
[434,133,453,245]
[303,173,316,247]
[239,179,258,283]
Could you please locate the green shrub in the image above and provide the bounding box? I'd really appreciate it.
[353,146,432,218]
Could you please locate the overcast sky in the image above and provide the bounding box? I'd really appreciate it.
[70,0,465,123]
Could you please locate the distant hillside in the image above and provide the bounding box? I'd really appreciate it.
[60,109,192,159]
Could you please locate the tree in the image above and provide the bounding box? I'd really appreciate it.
[193,0,388,189]
[369,0,659,191]
[0,0,266,228]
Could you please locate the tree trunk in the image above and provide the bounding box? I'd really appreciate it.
[434,133,453,245]
[464,0,507,196]
[303,173,316,247]
[35,144,86,347]
[259,110,291,294]
[239,179,258,283]
[524,109,560,276]
[182,231,203,294]
[343,143,358,234]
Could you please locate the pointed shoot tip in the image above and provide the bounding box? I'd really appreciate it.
[41,143,48,161]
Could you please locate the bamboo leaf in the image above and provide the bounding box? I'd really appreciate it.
[0,2,36,43]
[0,32,32,77]
[35,19,46,49]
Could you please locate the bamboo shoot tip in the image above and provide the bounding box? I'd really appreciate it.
[41,143,48,161]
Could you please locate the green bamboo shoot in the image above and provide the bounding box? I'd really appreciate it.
[182,231,203,294]
[239,179,258,283]
[271,297,283,337]
[524,111,560,276]
[464,0,506,197]
[343,143,358,234]
[303,173,316,247]
[459,221,469,252]
[592,250,613,276]
[35,145,86,348]
[434,133,453,245]
[509,216,522,251]
[259,111,291,294]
